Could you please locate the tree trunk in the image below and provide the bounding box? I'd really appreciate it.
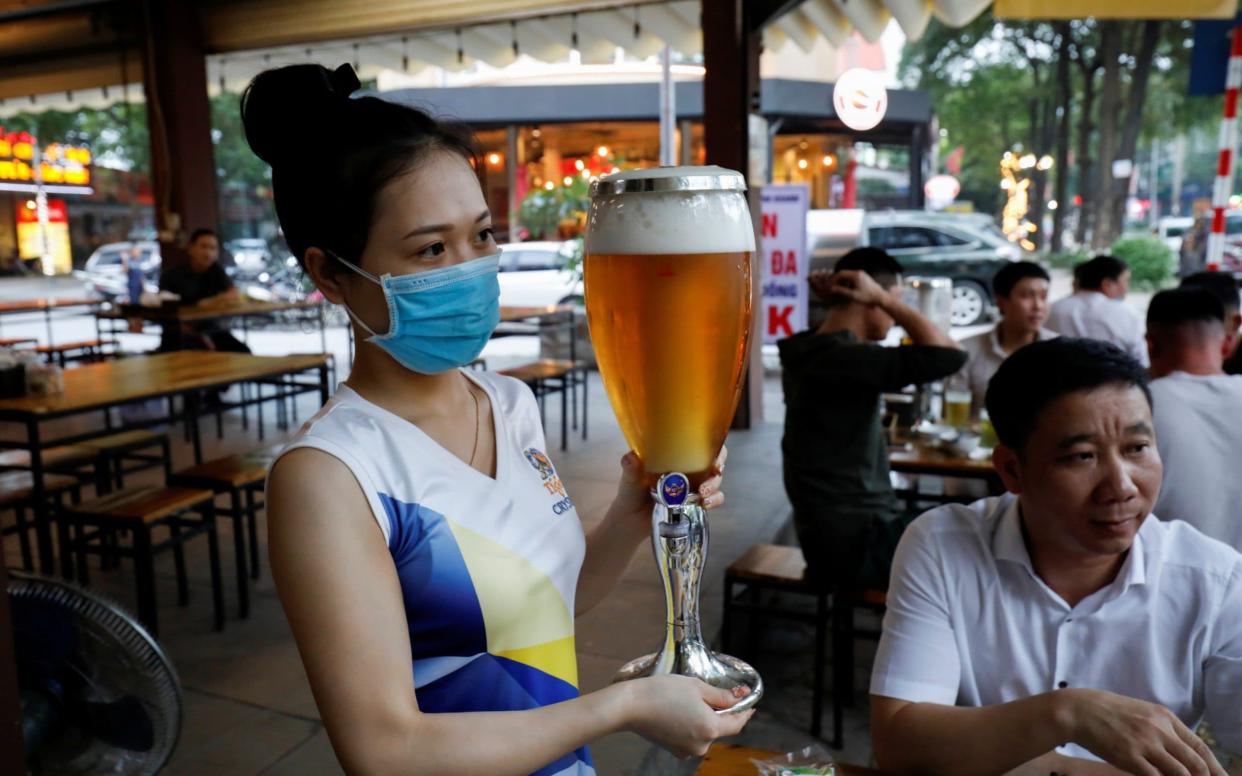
[1074,60,1098,247]
[1052,22,1073,252]
[1107,20,1162,243]
[1092,21,1122,249]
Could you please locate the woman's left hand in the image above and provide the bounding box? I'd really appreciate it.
[611,446,729,519]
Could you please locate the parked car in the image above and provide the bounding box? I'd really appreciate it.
[1179,212,1242,277]
[224,238,272,272]
[808,210,1024,326]
[496,241,583,307]
[78,241,161,301]
[1155,216,1193,256]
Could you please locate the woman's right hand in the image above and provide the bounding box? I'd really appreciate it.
[621,675,755,759]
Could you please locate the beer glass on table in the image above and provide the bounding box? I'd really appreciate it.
[584,166,762,713]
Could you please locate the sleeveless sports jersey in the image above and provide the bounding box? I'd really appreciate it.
[274,371,594,776]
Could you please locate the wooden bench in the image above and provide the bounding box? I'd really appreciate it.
[0,337,36,348]
[499,359,588,451]
[78,428,172,489]
[169,444,284,618]
[35,338,115,367]
[0,471,81,572]
[722,543,886,749]
[62,485,224,637]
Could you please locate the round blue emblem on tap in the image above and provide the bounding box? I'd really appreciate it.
[658,472,690,507]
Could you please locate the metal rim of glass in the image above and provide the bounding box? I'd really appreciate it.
[589,170,747,197]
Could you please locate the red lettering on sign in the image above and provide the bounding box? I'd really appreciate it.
[767,305,793,337]
[762,213,778,238]
[769,250,799,275]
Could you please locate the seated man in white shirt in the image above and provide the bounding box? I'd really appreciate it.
[1148,287,1242,549]
[1181,271,1242,376]
[1047,255,1149,366]
[950,261,1057,414]
[870,337,1241,775]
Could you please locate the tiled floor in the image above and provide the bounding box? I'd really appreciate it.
[2,369,879,774]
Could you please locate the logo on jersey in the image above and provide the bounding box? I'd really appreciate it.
[524,447,575,516]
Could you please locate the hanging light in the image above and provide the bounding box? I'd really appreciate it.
[402,37,410,72]
[352,42,360,71]
[544,181,555,191]
[486,152,503,167]
[597,145,609,157]
[562,176,573,186]
[574,159,585,171]
[219,58,227,93]
[456,28,464,65]
[797,159,808,170]
[511,20,520,57]
[833,68,888,132]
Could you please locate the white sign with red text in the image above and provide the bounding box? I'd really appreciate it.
[760,184,810,344]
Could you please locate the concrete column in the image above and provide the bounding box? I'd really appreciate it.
[139,0,219,268]
[703,0,764,429]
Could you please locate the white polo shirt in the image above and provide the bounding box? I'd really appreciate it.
[1152,371,1242,550]
[950,325,1058,412]
[1047,290,1149,367]
[871,494,1242,760]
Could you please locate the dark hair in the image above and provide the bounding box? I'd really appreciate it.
[1074,255,1129,291]
[1146,287,1225,329]
[1180,271,1241,314]
[240,63,479,268]
[189,228,217,244]
[992,260,1050,298]
[985,337,1152,453]
[834,247,903,282]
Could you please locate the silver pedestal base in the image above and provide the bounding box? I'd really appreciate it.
[611,474,763,715]
[614,643,763,715]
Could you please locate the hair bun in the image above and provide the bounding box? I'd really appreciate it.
[241,63,361,167]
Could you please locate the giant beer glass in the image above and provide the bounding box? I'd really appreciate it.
[584,166,762,712]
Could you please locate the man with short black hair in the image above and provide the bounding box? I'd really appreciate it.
[949,260,1056,414]
[1181,270,1242,375]
[870,337,1242,775]
[778,247,966,588]
[158,228,248,352]
[1047,255,1148,366]
[1146,288,1242,551]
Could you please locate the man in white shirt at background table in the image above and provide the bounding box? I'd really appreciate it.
[1047,255,1148,367]
[869,337,1242,775]
[950,260,1057,415]
[1147,286,1242,550]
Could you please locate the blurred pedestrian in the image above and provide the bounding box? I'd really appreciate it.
[157,228,249,353]
[1180,270,1242,375]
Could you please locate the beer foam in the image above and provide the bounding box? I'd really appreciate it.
[585,167,757,255]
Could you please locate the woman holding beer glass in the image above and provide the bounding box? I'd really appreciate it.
[247,64,749,775]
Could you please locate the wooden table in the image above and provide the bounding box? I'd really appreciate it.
[0,351,331,574]
[889,446,1004,505]
[97,298,327,353]
[696,744,880,775]
[888,446,997,480]
[0,297,101,345]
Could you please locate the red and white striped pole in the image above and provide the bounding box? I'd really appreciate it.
[1208,24,1242,272]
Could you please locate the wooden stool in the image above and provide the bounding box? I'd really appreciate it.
[0,471,81,572]
[62,485,224,638]
[78,429,172,489]
[0,445,109,494]
[722,543,886,749]
[34,339,114,367]
[169,445,282,618]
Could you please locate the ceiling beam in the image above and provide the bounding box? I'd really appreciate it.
[750,0,806,32]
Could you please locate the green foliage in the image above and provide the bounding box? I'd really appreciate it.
[1110,236,1176,291]
[518,175,590,240]
[2,103,150,171]
[210,92,271,192]
[1046,248,1090,270]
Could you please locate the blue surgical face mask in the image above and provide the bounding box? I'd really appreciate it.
[328,251,501,374]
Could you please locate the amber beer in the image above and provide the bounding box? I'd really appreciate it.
[585,167,755,485]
